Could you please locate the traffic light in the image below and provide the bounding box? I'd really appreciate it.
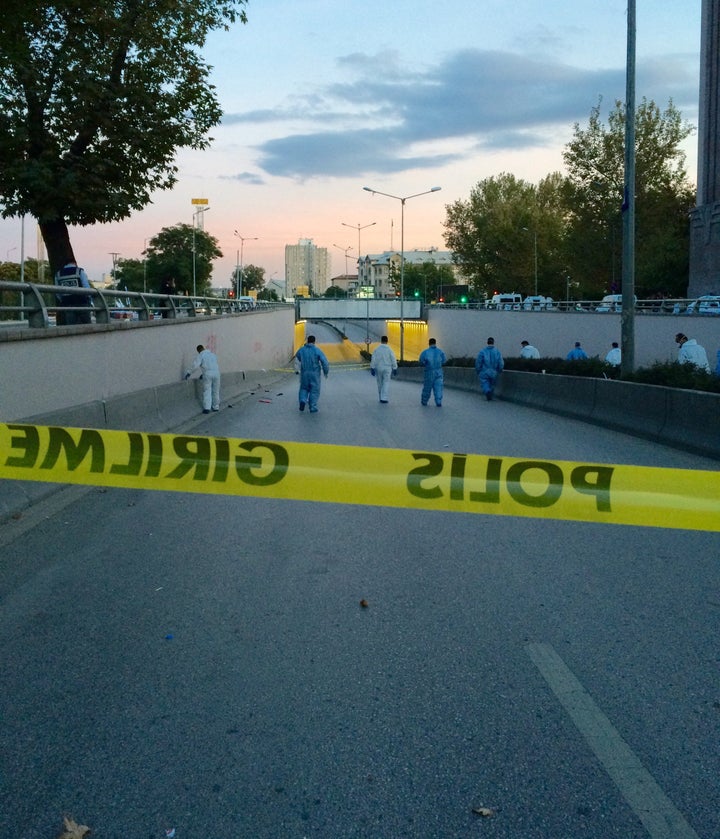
[228,289,235,298]
[460,295,468,304]
[413,289,420,298]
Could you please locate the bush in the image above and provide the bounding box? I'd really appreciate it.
[406,355,720,392]
[622,361,720,393]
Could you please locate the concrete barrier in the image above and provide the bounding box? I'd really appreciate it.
[0,369,293,522]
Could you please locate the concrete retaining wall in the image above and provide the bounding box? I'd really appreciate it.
[398,366,720,459]
[0,307,295,422]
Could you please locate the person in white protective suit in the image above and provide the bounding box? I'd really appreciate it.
[520,340,540,359]
[605,342,621,366]
[370,335,398,403]
[293,334,329,412]
[184,344,221,413]
[675,333,711,373]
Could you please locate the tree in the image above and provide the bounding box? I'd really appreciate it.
[399,261,456,302]
[145,223,222,295]
[443,172,568,299]
[237,264,265,295]
[563,98,695,297]
[0,1,247,276]
[114,258,147,293]
[324,285,347,298]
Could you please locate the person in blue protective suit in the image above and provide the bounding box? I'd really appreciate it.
[370,335,398,403]
[566,341,588,360]
[419,337,446,407]
[294,334,329,412]
[184,344,221,413]
[475,336,504,401]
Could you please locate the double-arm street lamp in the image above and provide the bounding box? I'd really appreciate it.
[362,186,441,360]
[234,231,258,298]
[341,220,376,352]
[332,243,352,279]
[192,206,211,297]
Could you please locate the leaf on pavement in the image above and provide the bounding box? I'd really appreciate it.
[471,806,495,817]
[58,815,91,838]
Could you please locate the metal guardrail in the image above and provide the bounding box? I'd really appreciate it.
[426,298,702,314]
[0,280,283,328]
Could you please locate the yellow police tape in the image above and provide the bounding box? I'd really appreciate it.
[1,423,718,531]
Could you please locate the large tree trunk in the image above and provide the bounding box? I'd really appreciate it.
[38,218,76,280]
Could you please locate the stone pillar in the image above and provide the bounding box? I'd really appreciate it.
[689,0,720,296]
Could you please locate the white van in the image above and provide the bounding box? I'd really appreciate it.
[490,292,522,310]
[595,294,636,313]
[522,295,554,311]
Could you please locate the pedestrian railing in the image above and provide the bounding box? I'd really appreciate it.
[0,280,282,328]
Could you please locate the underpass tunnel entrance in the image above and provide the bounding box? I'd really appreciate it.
[294,318,429,363]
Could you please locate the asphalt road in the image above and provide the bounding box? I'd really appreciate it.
[1,367,718,839]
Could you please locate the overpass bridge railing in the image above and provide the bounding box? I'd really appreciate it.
[0,280,286,330]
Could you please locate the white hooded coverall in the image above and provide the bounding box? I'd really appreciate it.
[370,343,398,402]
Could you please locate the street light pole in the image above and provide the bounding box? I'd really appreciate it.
[234,231,258,298]
[332,244,352,280]
[362,186,441,360]
[341,221,376,353]
[192,206,211,297]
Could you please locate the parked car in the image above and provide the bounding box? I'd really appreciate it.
[110,301,136,320]
[236,295,257,311]
[686,295,720,315]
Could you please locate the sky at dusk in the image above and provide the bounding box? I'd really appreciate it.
[0,0,703,288]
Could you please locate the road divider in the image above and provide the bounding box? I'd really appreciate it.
[1,423,718,531]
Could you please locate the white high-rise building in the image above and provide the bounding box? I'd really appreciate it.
[285,238,330,296]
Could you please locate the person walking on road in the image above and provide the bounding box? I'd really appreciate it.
[294,334,330,412]
[675,333,711,373]
[475,337,504,401]
[370,336,398,403]
[419,338,446,407]
[567,341,588,360]
[185,344,221,413]
[520,340,540,359]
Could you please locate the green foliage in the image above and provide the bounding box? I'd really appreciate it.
[239,264,265,294]
[444,98,695,302]
[114,258,146,293]
[622,361,720,392]
[443,172,568,300]
[0,0,248,273]
[473,356,720,392]
[325,285,348,298]
[257,287,279,301]
[562,98,695,297]
[400,261,456,301]
[145,223,222,295]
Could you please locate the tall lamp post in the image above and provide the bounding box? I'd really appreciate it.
[363,186,441,360]
[332,244,352,283]
[341,220,376,352]
[192,206,211,297]
[234,231,258,298]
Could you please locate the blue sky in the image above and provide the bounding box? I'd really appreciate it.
[0,0,702,286]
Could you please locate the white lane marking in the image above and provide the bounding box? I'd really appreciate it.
[526,642,701,839]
